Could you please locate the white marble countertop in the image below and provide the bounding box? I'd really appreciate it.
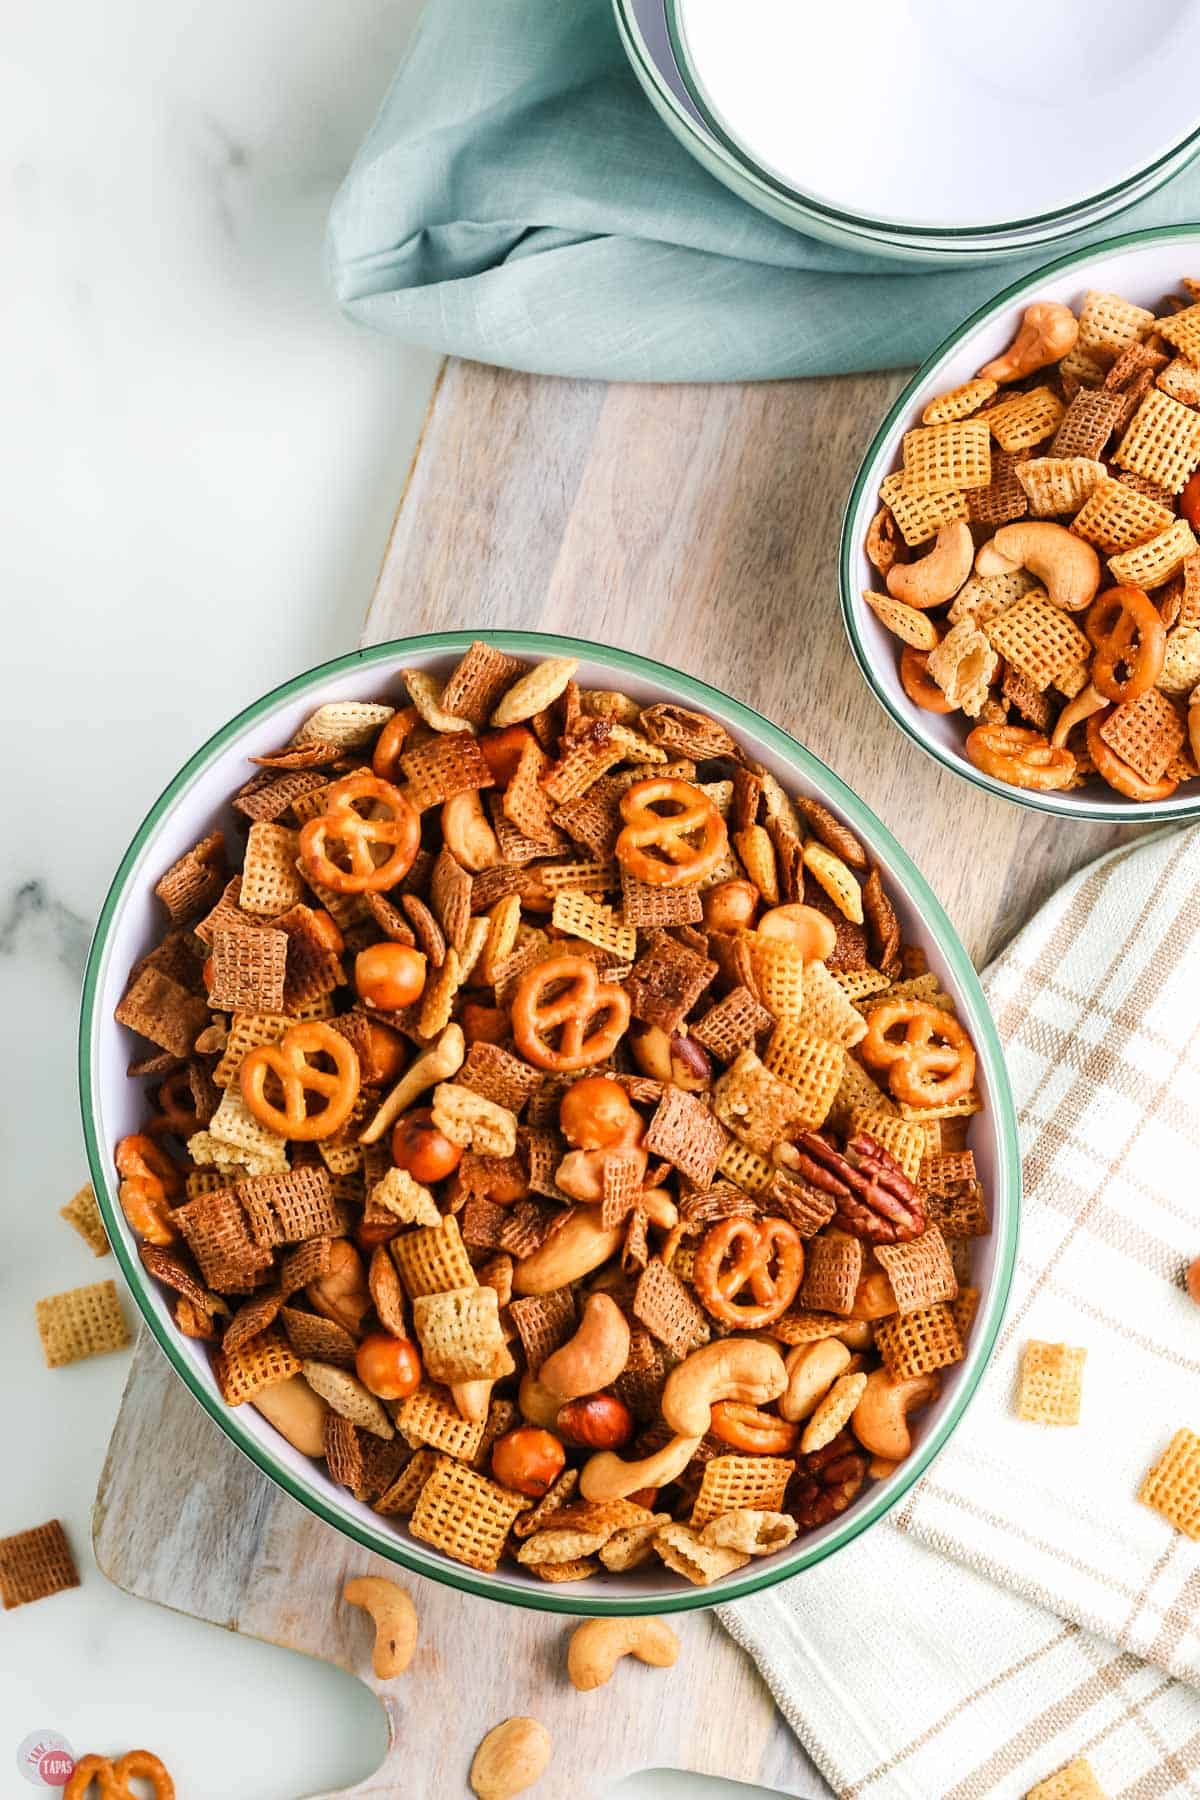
[3,3,811,1795]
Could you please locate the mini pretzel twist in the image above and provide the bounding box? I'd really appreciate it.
[1085,585,1165,705]
[693,1216,804,1327]
[299,771,420,894]
[511,954,631,1073]
[239,1019,361,1140]
[964,723,1077,793]
[615,777,727,887]
[859,999,976,1108]
[65,1751,175,1800]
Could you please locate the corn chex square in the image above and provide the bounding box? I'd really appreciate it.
[1140,1429,1200,1539]
[1108,519,1198,590]
[985,592,1091,692]
[983,386,1064,453]
[689,1455,794,1530]
[878,471,969,548]
[36,1281,130,1367]
[1114,389,1200,494]
[901,419,992,495]
[409,1458,526,1571]
[1015,1340,1086,1426]
[392,1215,476,1298]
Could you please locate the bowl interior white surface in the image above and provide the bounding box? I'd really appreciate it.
[844,228,1200,822]
[673,0,1200,232]
[84,635,1017,1612]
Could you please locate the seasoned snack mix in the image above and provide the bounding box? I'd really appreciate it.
[864,279,1200,800]
[111,644,990,1586]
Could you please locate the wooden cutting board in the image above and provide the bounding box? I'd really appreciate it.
[93,357,1150,1800]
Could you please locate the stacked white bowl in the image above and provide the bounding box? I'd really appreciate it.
[615,0,1200,262]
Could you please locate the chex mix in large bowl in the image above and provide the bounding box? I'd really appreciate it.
[91,635,1014,1607]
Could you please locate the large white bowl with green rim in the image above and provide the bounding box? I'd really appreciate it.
[80,631,1019,1614]
[615,0,1200,263]
[841,226,1200,823]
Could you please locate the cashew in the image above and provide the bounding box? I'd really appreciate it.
[885,523,973,610]
[851,1368,941,1461]
[441,790,501,871]
[567,1617,680,1691]
[1051,682,1106,748]
[469,1717,552,1800]
[511,1211,624,1295]
[539,1294,630,1402]
[974,523,1100,613]
[778,1339,851,1423]
[580,1432,702,1502]
[343,1575,417,1680]
[659,1338,786,1438]
[868,1455,901,1480]
[359,1023,465,1145]
[251,1373,329,1456]
[978,301,1078,384]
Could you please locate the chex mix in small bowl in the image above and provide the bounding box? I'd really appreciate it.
[861,276,1200,803]
[100,640,1005,1597]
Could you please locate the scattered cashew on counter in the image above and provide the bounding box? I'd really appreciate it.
[342,1576,418,1680]
[567,1617,680,1691]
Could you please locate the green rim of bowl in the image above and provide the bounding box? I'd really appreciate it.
[840,222,1200,824]
[80,630,1020,1616]
[660,0,1200,241]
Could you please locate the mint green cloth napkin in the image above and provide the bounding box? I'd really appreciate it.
[327,0,1200,381]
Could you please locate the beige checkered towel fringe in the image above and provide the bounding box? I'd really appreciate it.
[721,825,1200,1798]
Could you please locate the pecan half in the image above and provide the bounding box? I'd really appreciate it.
[790,1430,867,1530]
[861,865,901,980]
[790,1132,925,1245]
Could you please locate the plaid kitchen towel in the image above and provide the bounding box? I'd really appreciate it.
[721,824,1200,1799]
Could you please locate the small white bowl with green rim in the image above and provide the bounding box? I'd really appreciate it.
[615,0,1200,263]
[841,225,1200,823]
[80,631,1019,1614]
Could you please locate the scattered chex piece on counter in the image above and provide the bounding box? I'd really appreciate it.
[35,1280,131,1368]
[1025,1756,1108,1799]
[1015,1340,1087,1426]
[1139,1428,1200,1539]
[0,1519,80,1610]
[59,1181,110,1257]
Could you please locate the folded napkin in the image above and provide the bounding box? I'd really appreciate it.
[327,0,1200,382]
[720,824,1200,1799]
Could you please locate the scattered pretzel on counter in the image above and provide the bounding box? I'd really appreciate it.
[864,277,1200,799]
[112,642,990,1588]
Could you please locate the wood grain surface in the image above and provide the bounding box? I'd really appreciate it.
[94,356,1155,1800]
